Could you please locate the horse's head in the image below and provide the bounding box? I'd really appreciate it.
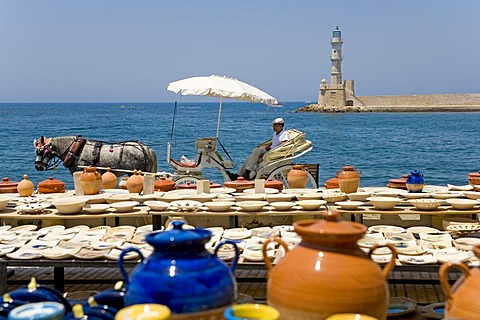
[34,136,55,171]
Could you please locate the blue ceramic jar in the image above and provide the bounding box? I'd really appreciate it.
[118,221,240,314]
[406,170,425,193]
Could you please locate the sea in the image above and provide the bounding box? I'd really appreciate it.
[1,102,479,190]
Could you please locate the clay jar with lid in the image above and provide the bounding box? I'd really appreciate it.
[387,174,408,190]
[262,210,397,320]
[17,175,35,197]
[439,244,480,319]
[287,165,308,189]
[0,177,18,194]
[38,177,66,194]
[80,166,102,195]
[154,177,176,192]
[224,177,255,193]
[102,167,118,189]
[468,170,480,186]
[265,178,284,192]
[336,164,362,194]
[127,170,143,194]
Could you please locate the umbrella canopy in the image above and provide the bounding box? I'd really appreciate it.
[167,75,279,138]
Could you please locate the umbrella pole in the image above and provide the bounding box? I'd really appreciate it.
[216,97,223,138]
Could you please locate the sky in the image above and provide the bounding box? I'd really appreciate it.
[1,0,479,103]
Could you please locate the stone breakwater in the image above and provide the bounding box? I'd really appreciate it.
[295,93,480,113]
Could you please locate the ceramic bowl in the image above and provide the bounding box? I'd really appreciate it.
[431,192,462,200]
[366,197,399,210]
[170,200,203,211]
[184,193,218,203]
[335,201,364,210]
[269,201,296,211]
[8,302,66,320]
[235,201,268,212]
[0,196,12,211]
[235,194,266,202]
[110,201,140,213]
[203,201,235,212]
[463,191,480,200]
[115,304,171,320]
[224,304,280,320]
[295,193,323,201]
[296,199,327,211]
[129,193,157,203]
[326,313,378,320]
[144,200,171,211]
[265,194,295,203]
[407,199,444,211]
[83,204,110,214]
[322,193,348,203]
[105,194,131,204]
[16,203,51,214]
[402,192,430,199]
[346,192,371,201]
[52,197,88,214]
[446,198,479,210]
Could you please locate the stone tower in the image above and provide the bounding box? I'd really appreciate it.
[318,26,363,109]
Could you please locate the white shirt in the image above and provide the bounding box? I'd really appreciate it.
[271,129,290,149]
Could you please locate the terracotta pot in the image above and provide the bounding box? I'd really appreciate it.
[224,177,255,193]
[262,210,396,320]
[324,177,339,189]
[17,175,35,197]
[287,165,308,188]
[154,177,176,192]
[336,164,362,194]
[387,174,408,190]
[439,245,480,319]
[0,177,18,194]
[80,166,102,195]
[102,167,118,189]
[127,170,143,194]
[468,171,480,186]
[177,181,222,189]
[37,177,65,194]
[265,179,284,192]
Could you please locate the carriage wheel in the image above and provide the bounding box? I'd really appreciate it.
[173,176,202,187]
[267,164,318,189]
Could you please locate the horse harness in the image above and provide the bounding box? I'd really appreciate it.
[63,136,87,168]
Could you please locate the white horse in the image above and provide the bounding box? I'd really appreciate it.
[34,135,158,175]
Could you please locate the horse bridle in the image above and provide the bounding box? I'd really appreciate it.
[34,139,68,171]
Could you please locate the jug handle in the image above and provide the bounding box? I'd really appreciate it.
[118,247,145,287]
[262,237,289,273]
[214,240,240,273]
[368,243,397,279]
[439,262,471,304]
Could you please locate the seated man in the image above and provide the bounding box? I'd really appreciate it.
[227,118,290,180]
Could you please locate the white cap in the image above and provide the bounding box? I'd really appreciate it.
[272,117,284,125]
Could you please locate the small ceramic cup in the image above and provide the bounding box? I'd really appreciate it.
[223,304,280,320]
[8,302,65,320]
[114,304,171,320]
[326,314,379,320]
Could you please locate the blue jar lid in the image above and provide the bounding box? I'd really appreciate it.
[8,302,65,320]
[145,221,212,248]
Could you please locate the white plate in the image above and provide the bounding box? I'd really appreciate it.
[83,204,110,214]
[9,225,38,233]
[371,254,393,264]
[433,249,471,263]
[368,225,406,234]
[446,224,480,231]
[406,226,440,234]
[15,203,51,214]
[223,228,251,240]
[447,184,474,191]
[210,187,236,194]
[386,233,415,242]
[41,247,79,260]
[105,248,139,261]
[243,188,279,194]
[241,249,274,262]
[170,200,203,211]
[398,254,437,265]
[7,249,42,260]
[0,246,16,257]
[357,237,387,248]
[454,237,480,251]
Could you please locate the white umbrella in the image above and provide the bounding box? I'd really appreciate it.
[167,75,278,138]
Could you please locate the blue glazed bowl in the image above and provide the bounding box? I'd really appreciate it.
[8,302,65,320]
[91,282,125,311]
[118,221,240,314]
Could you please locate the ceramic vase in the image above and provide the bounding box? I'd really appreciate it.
[80,166,102,195]
[262,211,396,320]
[336,164,362,194]
[439,245,480,320]
[287,165,308,188]
[126,170,143,193]
[17,175,35,197]
[101,167,118,189]
[405,170,425,193]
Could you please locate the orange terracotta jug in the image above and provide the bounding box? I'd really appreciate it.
[102,167,118,189]
[127,170,143,193]
[80,166,102,195]
[336,164,362,194]
[262,210,396,320]
[17,175,35,197]
[287,165,308,188]
[439,245,480,320]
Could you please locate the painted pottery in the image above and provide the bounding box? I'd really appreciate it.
[336,164,362,194]
[324,177,339,189]
[92,281,125,311]
[0,177,18,194]
[224,304,280,320]
[17,175,35,197]
[37,177,65,194]
[101,168,117,190]
[387,174,408,190]
[262,210,397,320]
[405,170,425,193]
[126,170,143,194]
[264,179,284,192]
[154,177,176,192]
[287,165,308,188]
[80,166,102,195]
[118,221,240,314]
[468,170,480,186]
[115,304,171,320]
[8,302,65,320]
[224,177,255,193]
[439,244,480,320]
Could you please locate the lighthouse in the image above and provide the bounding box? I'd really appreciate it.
[330,26,343,85]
